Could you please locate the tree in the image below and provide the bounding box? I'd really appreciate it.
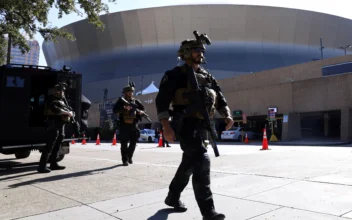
[0,0,116,64]
[0,37,7,65]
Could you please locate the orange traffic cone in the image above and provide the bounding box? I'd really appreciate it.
[112,133,117,146]
[82,134,86,145]
[71,134,75,144]
[260,128,270,150]
[158,131,163,147]
[96,134,101,145]
[244,133,249,144]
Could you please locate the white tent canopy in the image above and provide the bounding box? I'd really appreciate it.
[136,81,159,95]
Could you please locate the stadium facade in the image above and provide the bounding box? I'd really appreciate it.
[42,4,352,103]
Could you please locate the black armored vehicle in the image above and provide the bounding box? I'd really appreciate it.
[0,64,91,162]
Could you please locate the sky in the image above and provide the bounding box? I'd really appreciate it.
[35,0,352,66]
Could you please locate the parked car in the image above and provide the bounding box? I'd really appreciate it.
[221,127,254,141]
[138,129,156,143]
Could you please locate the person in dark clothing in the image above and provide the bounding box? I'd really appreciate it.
[155,127,160,141]
[155,31,234,220]
[38,82,73,173]
[161,126,171,147]
[113,83,146,166]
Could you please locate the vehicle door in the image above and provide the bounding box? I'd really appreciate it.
[0,69,31,140]
[29,72,57,142]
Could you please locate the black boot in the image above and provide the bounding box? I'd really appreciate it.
[203,211,226,220]
[50,162,66,170]
[122,161,129,166]
[38,152,51,173]
[165,196,187,212]
[37,164,51,173]
[128,158,133,164]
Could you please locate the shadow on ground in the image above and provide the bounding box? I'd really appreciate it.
[147,208,184,220]
[4,164,124,188]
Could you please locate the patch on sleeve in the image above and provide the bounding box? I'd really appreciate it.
[160,75,168,84]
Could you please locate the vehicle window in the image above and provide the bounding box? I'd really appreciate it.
[6,76,25,88]
[38,95,45,105]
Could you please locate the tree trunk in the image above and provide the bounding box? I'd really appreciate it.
[6,34,11,65]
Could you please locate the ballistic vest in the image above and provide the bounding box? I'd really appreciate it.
[171,66,217,119]
[44,98,71,122]
[121,98,137,124]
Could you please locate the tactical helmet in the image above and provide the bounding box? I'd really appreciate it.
[177,30,211,61]
[122,81,135,93]
[122,86,135,93]
[177,39,206,60]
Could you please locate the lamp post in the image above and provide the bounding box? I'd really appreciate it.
[320,37,324,60]
[338,45,352,55]
[140,75,144,95]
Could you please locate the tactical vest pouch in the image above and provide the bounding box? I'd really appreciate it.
[124,118,134,124]
[44,108,57,116]
[172,88,191,105]
[122,107,136,124]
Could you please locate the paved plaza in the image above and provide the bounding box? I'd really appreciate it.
[1,142,352,220]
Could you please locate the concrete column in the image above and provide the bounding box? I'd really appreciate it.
[340,108,352,141]
[281,112,301,141]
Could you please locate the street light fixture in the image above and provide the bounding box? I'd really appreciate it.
[338,45,352,55]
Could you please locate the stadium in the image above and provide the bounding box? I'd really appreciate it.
[43,4,352,141]
[43,4,352,102]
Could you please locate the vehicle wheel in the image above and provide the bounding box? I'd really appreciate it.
[148,136,153,143]
[15,150,31,159]
[238,135,242,142]
[56,154,65,162]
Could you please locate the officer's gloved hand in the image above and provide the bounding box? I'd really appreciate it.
[65,111,73,117]
[225,117,234,130]
[204,140,209,148]
[163,125,176,143]
[137,110,145,115]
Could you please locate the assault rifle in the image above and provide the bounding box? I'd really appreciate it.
[183,66,220,157]
[120,97,152,122]
[182,30,220,157]
[62,95,81,135]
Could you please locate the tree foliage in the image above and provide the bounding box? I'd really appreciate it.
[0,37,7,65]
[0,0,116,60]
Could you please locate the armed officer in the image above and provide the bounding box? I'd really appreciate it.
[155,31,234,220]
[38,82,73,173]
[113,83,146,166]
